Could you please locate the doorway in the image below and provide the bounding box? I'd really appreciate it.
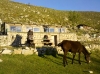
[51,35,57,46]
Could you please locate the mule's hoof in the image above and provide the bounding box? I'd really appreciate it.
[66,63,68,65]
[71,63,74,64]
[63,64,66,67]
[79,63,82,65]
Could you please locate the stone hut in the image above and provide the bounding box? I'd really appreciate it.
[0,23,77,46]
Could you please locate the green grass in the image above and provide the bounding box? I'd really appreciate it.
[0,50,100,74]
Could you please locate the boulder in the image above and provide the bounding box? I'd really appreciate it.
[1,48,12,55]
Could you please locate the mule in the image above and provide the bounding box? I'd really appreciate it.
[57,40,90,67]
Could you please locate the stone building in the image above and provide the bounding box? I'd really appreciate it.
[0,23,77,46]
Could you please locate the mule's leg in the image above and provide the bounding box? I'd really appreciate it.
[63,53,66,67]
[72,53,76,64]
[78,52,81,64]
[63,52,67,67]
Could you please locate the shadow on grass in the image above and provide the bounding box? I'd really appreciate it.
[58,54,86,64]
[41,55,63,66]
[38,53,86,66]
[35,46,88,66]
[36,46,58,57]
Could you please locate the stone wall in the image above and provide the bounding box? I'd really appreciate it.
[0,32,77,46]
[0,46,58,56]
[0,44,100,56]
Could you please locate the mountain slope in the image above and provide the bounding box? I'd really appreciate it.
[0,0,100,30]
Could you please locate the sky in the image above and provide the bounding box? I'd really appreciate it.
[14,0,100,12]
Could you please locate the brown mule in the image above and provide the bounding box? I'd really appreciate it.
[57,40,90,67]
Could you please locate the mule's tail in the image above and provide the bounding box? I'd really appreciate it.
[57,42,62,46]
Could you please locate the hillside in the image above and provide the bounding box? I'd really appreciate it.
[0,0,100,30]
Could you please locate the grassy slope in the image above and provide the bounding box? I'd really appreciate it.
[0,50,100,74]
[0,0,100,30]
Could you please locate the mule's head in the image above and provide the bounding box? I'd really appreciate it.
[85,53,91,63]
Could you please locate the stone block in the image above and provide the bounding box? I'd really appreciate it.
[13,49,22,54]
[1,49,12,55]
[22,50,33,55]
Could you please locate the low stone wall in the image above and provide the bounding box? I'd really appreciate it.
[78,34,100,41]
[0,46,58,56]
[85,44,100,51]
[0,43,100,56]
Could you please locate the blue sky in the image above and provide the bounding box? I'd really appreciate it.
[14,0,100,12]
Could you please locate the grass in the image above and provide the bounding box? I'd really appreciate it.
[0,50,100,74]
